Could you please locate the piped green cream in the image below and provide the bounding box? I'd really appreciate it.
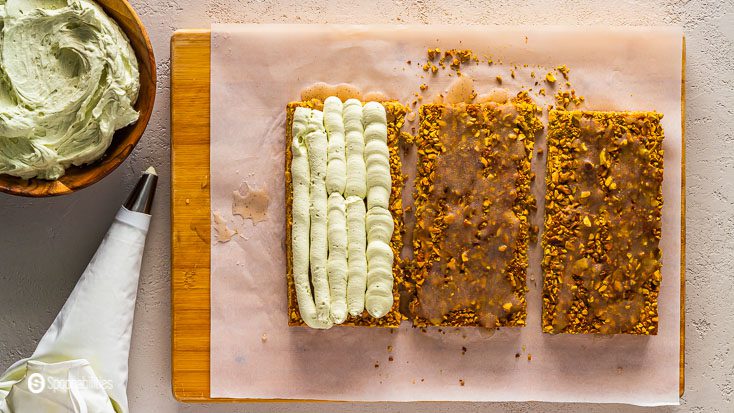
[327,192,348,324]
[291,107,332,329]
[324,96,346,194]
[362,102,394,318]
[345,194,367,316]
[363,102,391,210]
[365,207,394,318]
[324,96,348,323]
[305,109,331,324]
[343,98,366,198]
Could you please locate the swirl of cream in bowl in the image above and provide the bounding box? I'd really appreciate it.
[0,0,139,180]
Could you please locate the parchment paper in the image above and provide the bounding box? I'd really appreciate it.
[210,25,682,405]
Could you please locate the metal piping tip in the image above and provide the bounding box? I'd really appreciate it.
[125,166,158,214]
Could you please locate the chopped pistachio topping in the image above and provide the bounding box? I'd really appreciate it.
[542,110,664,335]
[410,93,542,328]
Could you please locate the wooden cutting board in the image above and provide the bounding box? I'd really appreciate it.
[170,29,686,403]
[171,29,214,403]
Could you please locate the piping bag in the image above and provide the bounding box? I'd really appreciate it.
[0,167,158,413]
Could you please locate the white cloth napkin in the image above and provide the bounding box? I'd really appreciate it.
[0,207,150,413]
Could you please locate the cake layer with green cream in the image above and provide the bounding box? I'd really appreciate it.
[290,98,394,327]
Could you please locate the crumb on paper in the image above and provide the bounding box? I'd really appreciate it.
[427,47,440,60]
[232,182,270,224]
[459,379,465,386]
[515,353,521,359]
[374,362,379,368]
[495,75,502,84]
[387,345,393,352]
[424,48,478,75]
[388,356,394,362]
[442,49,478,67]
[545,72,557,83]
[213,211,236,243]
[527,354,532,361]
[261,333,268,342]
[461,346,467,355]
[556,64,570,79]
[554,89,585,109]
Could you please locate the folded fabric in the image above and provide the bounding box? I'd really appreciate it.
[0,360,118,413]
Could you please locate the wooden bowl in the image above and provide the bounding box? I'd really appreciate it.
[0,0,156,197]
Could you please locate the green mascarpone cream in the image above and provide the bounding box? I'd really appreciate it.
[0,0,140,180]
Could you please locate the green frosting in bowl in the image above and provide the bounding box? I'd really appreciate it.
[0,0,139,180]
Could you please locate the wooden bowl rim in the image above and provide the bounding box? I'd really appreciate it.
[0,0,157,198]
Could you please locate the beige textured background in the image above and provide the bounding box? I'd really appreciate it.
[0,1,731,412]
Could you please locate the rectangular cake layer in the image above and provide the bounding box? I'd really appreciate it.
[542,110,664,335]
[409,94,542,327]
[285,99,406,327]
